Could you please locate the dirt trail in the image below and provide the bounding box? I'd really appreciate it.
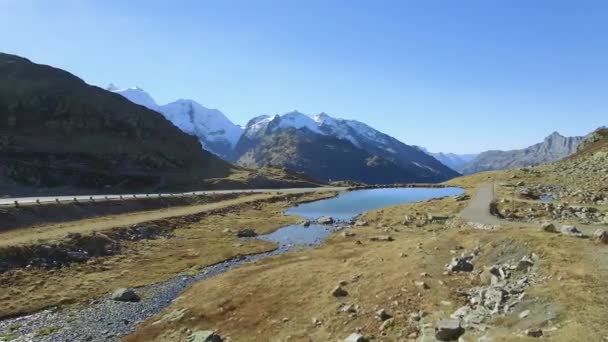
[0,192,282,247]
[459,182,502,225]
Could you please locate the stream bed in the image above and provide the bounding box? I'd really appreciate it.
[0,187,463,342]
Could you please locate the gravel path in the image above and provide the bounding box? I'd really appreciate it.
[459,182,503,226]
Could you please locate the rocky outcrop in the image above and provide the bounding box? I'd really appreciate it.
[462,132,584,174]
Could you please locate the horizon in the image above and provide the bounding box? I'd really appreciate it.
[2,0,607,153]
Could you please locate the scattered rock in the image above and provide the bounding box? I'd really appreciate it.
[375,309,392,321]
[354,220,368,227]
[414,281,430,290]
[541,222,557,233]
[526,328,543,338]
[111,288,140,302]
[187,330,223,342]
[379,317,394,331]
[446,255,474,273]
[435,319,464,341]
[342,231,356,238]
[369,235,393,242]
[236,228,257,238]
[343,333,368,342]
[516,256,535,271]
[560,225,586,238]
[331,286,349,297]
[317,216,334,224]
[427,213,450,222]
[592,229,608,244]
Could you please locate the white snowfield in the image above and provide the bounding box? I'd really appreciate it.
[0,187,346,207]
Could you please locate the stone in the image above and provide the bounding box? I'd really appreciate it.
[236,228,257,238]
[317,216,334,224]
[427,213,450,222]
[331,286,349,297]
[111,288,140,302]
[354,220,368,227]
[187,330,223,342]
[516,256,534,271]
[369,235,393,242]
[375,308,392,321]
[379,318,394,331]
[342,231,356,238]
[300,220,311,227]
[541,222,557,233]
[402,215,412,224]
[560,225,586,238]
[435,319,464,341]
[519,309,530,319]
[415,281,430,290]
[592,229,608,244]
[343,333,368,342]
[526,329,543,338]
[446,256,474,273]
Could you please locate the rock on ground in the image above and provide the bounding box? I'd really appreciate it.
[435,319,464,341]
[111,288,140,302]
[187,330,223,342]
[317,216,334,224]
[592,229,608,244]
[236,228,257,237]
[343,333,368,342]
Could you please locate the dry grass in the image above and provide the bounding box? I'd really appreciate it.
[125,168,608,342]
[0,191,336,318]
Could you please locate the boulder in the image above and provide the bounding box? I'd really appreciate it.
[343,333,368,342]
[560,225,586,238]
[427,213,450,222]
[525,328,543,338]
[516,256,535,271]
[236,229,257,238]
[187,330,223,342]
[317,216,334,224]
[354,220,368,227]
[111,288,140,302]
[369,235,393,242]
[446,256,474,273]
[540,222,557,233]
[592,229,608,244]
[435,319,464,341]
[300,220,311,227]
[331,285,348,297]
[375,308,392,321]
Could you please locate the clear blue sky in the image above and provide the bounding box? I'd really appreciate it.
[1,0,606,153]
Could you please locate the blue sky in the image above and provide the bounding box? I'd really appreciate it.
[1,0,606,153]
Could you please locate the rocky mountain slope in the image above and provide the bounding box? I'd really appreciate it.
[111,86,243,160]
[461,132,584,174]
[416,147,477,173]
[236,112,459,183]
[0,53,321,196]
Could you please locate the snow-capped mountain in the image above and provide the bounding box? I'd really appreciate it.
[236,111,460,183]
[110,86,458,183]
[110,86,243,159]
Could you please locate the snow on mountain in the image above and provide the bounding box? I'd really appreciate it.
[277,111,323,133]
[110,85,243,159]
[109,85,159,110]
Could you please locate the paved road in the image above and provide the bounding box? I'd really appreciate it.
[459,182,503,226]
[0,187,346,206]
